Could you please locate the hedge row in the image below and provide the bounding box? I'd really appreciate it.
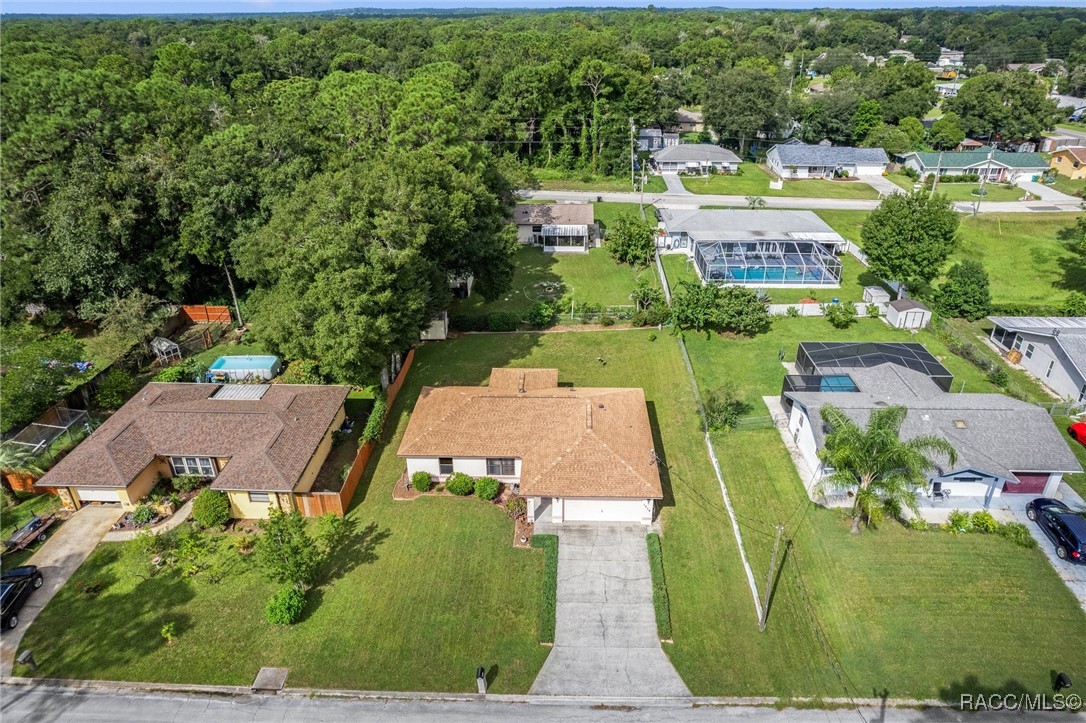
[646,533,673,641]
[530,534,559,644]
[988,302,1065,317]
[360,393,387,443]
[449,311,519,332]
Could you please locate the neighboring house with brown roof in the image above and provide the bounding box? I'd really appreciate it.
[513,203,597,252]
[37,382,349,519]
[1049,146,1086,180]
[397,368,664,524]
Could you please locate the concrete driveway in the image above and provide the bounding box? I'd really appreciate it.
[529,524,691,699]
[0,505,121,675]
[661,173,691,195]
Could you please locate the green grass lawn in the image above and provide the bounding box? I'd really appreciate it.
[681,163,880,200]
[816,211,1085,306]
[533,168,666,194]
[887,173,918,192]
[1047,174,1086,198]
[887,175,1028,202]
[679,317,1086,698]
[187,341,270,368]
[450,244,658,318]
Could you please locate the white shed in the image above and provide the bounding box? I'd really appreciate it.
[420,311,449,341]
[887,299,931,329]
[862,286,891,304]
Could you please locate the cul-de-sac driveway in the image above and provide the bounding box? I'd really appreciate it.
[0,505,121,676]
[529,524,691,699]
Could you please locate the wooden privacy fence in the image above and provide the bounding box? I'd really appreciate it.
[295,348,416,517]
[180,305,232,324]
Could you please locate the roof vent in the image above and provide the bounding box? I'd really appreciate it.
[921,414,931,422]
[953,419,967,429]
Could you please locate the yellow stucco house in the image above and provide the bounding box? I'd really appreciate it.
[1049,147,1086,180]
[37,382,349,519]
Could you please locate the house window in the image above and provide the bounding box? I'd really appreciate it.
[438,457,453,475]
[1012,336,1023,351]
[531,225,542,233]
[1079,383,1086,402]
[486,457,516,476]
[1046,361,1054,378]
[170,456,216,478]
[249,492,270,503]
[1024,343,1035,359]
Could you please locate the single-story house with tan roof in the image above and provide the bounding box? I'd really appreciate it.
[397,368,664,524]
[513,203,597,252]
[36,382,350,519]
[1049,146,1086,180]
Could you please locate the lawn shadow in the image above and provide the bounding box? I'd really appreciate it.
[927,674,1032,710]
[486,663,499,688]
[761,539,792,626]
[1055,227,1086,293]
[450,246,564,316]
[16,545,198,678]
[321,520,392,585]
[646,401,675,510]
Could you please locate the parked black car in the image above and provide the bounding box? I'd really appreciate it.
[0,565,44,630]
[1026,498,1086,564]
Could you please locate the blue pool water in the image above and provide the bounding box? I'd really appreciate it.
[726,266,824,283]
[209,355,279,372]
[819,374,858,392]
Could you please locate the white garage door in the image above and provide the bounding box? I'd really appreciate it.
[563,498,646,523]
[75,488,121,503]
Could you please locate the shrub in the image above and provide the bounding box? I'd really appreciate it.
[265,585,306,625]
[865,303,881,319]
[475,476,500,501]
[531,534,558,643]
[527,301,556,328]
[487,311,519,332]
[172,474,203,492]
[360,394,387,443]
[703,384,750,431]
[131,504,157,526]
[448,314,487,332]
[445,472,475,496]
[987,368,1010,388]
[1062,291,1086,317]
[192,489,231,529]
[234,533,256,554]
[599,314,616,326]
[96,368,135,410]
[822,301,858,329]
[936,261,991,321]
[971,510,999,533]
[786,306,800,318]
[647,331,657,342]
[646,533,673,640]
[906,516,931,532]
[411,471,433,492]
[505,496,527,521]
[160,621,176,645]
[277,359,321,385]
[945,509,972,534]
[997,521,1036,548]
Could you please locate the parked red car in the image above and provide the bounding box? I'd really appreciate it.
[1069,422,1086,448]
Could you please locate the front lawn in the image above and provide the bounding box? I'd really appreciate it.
[450,244,658,318]
[533,168,666,194]
[816,211,1084,306]
[1047,174,1086,198]
[930,183,1029,202]
[678,318,1086,698]
[681,163,880,199]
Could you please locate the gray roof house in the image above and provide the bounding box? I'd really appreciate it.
[988,317,1086,404]
[637,127,680,152]
[766,143,889,179]
[652,144,740,174]
[781,341,1082,507]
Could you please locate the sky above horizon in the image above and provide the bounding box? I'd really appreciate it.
[3,0,1084,14]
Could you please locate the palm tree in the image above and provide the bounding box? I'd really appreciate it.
[818,404,957,534]
[0,442,45,495]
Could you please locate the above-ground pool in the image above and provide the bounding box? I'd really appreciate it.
[208,355,281,381]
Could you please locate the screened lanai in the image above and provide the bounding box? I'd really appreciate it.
[692,239,842,286]
[539,224,590,252]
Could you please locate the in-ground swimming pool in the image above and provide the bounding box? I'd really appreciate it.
[208,355,281,381]
[725,266,826,283]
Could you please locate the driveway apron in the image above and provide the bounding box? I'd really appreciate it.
[0,505,122,675]
[529,524,691,698]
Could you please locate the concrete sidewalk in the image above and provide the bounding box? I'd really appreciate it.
[0,506,121,675]
[529,524,690,699]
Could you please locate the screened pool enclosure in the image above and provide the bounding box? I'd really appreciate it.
[692,239,841,286]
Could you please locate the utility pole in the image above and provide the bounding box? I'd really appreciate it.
[973,145,995,218]
[929,151,943,198]
[759,524,785,632]
[629,117,636,189]
[639,163,648,220]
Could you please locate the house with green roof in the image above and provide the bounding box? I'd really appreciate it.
[900,148,1049,183]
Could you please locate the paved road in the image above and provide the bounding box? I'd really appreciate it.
[521,189,1084,213]
[0,506,121,676]
[4,685,1085,722]
[529,524,690,698]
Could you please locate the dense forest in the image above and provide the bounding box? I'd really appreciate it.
[2,7,1085,390]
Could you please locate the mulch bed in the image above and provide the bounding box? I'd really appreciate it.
[513,518,533,547]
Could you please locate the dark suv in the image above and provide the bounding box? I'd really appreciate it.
[1026,498,1086,564]
[0,565,44,630]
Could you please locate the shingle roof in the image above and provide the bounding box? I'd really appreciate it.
[905,149,1048,170]
[1053,147,1086,164]
[770,143,889,167]
[37,383,349,492]
[785,364,1082,478]
[397,369,664,499]
[890,299,929,312]
[651,144,740,163]
[514,204,594,226]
